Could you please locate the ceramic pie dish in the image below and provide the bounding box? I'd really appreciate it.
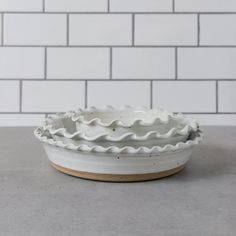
[43,106,198,143]
[34,127,202,182]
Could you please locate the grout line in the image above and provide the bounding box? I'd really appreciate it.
[0,78,235,81]
[2,11,236,14]
[216,80,219,113]
[132,14,135,46]
[175,47,178,80]
[109,47,112,79]
[0,111,235,115]
[85,80,88,108]
[107,0,110,12]
[197,14,200,46]
[2,45,236,48]
[1,45,67,48]
[44,47,47,79]
[184,112,236,115]
[42,0,45,12]
[172,0,175,12]
[150,80,153,109]
[67,14,69,46]
[0,112,48,114]
[19,80,22,112]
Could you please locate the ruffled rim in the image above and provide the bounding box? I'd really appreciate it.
[72,105,176,127]
[43,107,199,142]
[34,127,203,154]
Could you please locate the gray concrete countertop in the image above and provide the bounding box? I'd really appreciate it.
[0,127,236,236]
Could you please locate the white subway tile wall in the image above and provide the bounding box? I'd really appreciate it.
[88,81,150,107]
[22,81,85,112]
[178,48,236,79]
[193,114,236,126]
[110,0,172,12]
[135,14,198,46]
[0,15,2,45]
[0,47,44,79]
[4,14,67,46]
[0,0,43,12]
[200,15,236,46]
[0,0,235,126]
[113,48,175,79]
[47,48,110,79]
[69,14,132,46]
[45,0,108,12]
[0,81,19,112]
[152,81,216,112]
[175,0,236,12]
[218,81,236,112]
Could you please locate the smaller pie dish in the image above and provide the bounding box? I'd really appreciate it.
[43,106,199,143]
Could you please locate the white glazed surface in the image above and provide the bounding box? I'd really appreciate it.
[43,106,199,142]
[44,144,193,175]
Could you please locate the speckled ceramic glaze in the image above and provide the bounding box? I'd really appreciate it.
[36,130,202,181]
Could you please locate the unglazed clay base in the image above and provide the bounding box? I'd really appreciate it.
[50,162,186,182]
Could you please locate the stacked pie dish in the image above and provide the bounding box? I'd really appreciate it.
[34,106,203,182]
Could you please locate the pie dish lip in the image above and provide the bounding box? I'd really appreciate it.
[43,106,199,142]
[34,127,203,155]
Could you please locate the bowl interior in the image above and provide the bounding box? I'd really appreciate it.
[76,108,170,124]
[51,115,188,137]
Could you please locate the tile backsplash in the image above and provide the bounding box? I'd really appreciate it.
[0,0,236,126]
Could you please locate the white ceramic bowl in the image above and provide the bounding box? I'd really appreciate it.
[35,128,202,182]
[72,106,173,127]
[44,143,193,181]
[43,106,198,142]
